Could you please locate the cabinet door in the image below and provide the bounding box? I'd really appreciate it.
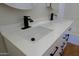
[0,33,8,55]
[4,37,25,56]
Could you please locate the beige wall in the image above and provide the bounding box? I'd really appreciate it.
[0,3,50,26]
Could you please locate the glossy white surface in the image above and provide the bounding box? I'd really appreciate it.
[5,3,33,10]
[0,19,74,56]
[11,26,52,42]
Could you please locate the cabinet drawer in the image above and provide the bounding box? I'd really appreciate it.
[43,46,59,56]
[43,38,62,56]
[43,27,71,56]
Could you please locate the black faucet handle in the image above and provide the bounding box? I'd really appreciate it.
[24,16,30,19]
[29,19,34,22]
[24,16,30,17]
[24,16,34,22]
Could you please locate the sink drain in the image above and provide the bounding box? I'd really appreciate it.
[31,38,35,41]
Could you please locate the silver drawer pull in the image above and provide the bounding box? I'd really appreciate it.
[61,42,65,48]
[68,28,72,31]
[59,49,64,56]
[50,46,58,56]
[63,34,70,41]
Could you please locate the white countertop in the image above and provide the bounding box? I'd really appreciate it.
[0,19,74,56]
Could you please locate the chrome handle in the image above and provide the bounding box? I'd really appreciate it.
[68,28,72,31]
[59,49,64,56]
[63,34,70,41]
[50,46,58,56]
[66,34,69,41]
[61,42,65,48]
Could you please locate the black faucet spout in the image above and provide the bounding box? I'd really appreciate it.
[21,16,33,30]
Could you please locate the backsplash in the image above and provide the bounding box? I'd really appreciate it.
[0,3,50,26]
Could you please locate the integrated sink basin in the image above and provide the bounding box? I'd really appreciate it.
[14,26,52,42]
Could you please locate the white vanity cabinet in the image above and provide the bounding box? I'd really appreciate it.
[0,26,72,56]
[3,37,25,56]
[43,27,72,56]
[0,33,8,56]
[0,20,73,56]
[2,27,72,56]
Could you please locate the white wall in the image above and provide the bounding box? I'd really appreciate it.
[63,3,79,45]
[64,3,79,33]
[64,3,79,20]
[23,3,50,20]
[0,3,50,25]
[51,3,65,20]
[0,4,23,25]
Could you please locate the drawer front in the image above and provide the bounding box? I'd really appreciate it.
[43,46,59,56]
[43,38,63,56]
[43,27,71,56]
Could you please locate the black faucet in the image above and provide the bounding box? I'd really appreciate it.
[21,16,33,30]
[50,13,57,21]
